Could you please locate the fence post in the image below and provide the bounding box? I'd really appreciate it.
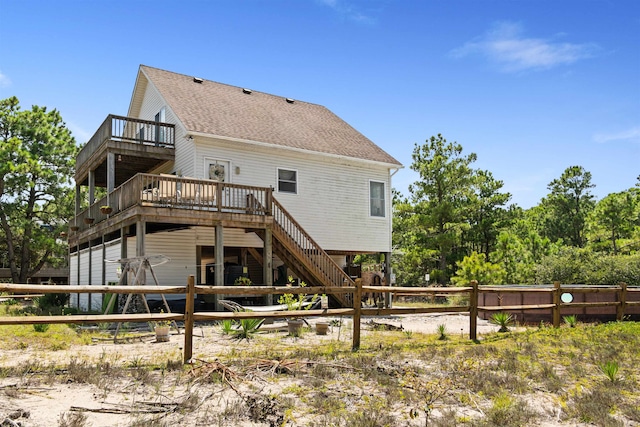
[352,278,362,351]
[552,281,561,328]
[469,280,478,341]
[617,282,628,321]
[183,275,195,364]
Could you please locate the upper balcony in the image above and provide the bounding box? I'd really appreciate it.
[75,115,176,188]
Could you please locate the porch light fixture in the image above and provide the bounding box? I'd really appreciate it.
[193,77,203,83]
[117,154,122,162]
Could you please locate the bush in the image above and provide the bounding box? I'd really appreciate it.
[33,323,50,333]
[536,248,640,286]
[35,293,69,311]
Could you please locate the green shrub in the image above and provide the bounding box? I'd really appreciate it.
[34,293,69,311]
[536,248,640,286]
[33,323,50,333]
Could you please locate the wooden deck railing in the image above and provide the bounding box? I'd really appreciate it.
[72,174,272,233]
[0,280,638,364]
[77,115,175,168]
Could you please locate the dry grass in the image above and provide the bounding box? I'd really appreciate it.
[0,309,639,426]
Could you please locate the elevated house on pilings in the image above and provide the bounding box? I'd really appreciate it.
[68,65,402,312]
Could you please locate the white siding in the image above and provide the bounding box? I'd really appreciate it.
[137,78,196,178]
[173,122,196,178]
[193,227,264,247]
[137,83,167,125]
[90,245,103,311]
[133,75,393,255]
[69,254,78,285]
[69,252,78,308]
[127,229,196,300]
[104,240,121,285]
[78,249,90,311]
[193,137,392,252]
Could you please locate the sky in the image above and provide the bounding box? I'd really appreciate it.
[0,0,638,209]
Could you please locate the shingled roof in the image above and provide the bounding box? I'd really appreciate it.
[137,65,401,166]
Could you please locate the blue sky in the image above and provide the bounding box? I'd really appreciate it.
[1,0,638,208]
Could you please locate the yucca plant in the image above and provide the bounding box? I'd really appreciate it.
[563,315,578,328]
[233,317,264,340]
[489,312,514,333]
[220,319,234,335]
[437,323,448,340]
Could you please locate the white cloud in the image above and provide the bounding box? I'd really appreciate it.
[0,70,11,87]
[316,0,376,24]
[451,22,598,72]
[593,127,640,144]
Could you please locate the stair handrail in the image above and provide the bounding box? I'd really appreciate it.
[271,197,355,290]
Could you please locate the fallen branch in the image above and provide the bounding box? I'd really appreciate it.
[366,320,403,331]
[70,406,165,414]
[189,359,241,393]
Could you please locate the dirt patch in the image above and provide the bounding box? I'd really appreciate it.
[1,314,619,427]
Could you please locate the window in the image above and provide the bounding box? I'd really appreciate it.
[278,169,297,194]
[370,181,385,217]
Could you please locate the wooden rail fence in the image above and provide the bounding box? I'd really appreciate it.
[0,279,638,364]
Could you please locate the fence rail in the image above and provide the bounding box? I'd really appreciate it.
[1,280,638,364]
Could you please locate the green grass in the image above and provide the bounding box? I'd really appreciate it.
[0,323,95,350]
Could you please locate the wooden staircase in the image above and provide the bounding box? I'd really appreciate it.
[256,197,354,307]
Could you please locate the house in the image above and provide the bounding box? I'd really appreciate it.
[68,65,402,311]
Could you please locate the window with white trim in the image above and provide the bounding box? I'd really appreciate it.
[370,181,385,217]
[278,169,297,194]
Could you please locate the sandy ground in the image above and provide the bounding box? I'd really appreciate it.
[0,313,502,427]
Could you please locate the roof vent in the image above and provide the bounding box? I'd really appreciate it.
[242,88,252,94]
[285,98,295,104]
[193,77,203,83]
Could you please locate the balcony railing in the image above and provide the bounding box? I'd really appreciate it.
[77,115,175,167]
[71,174,272,233]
